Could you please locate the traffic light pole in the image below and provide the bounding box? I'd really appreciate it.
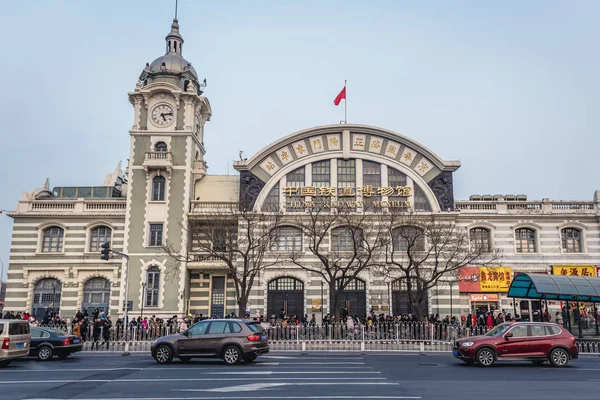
[111,250,131,356]
[101,242,131,356]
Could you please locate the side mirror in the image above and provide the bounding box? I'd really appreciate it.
[504,332,513,339]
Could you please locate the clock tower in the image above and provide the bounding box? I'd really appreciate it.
[123,16,211,317]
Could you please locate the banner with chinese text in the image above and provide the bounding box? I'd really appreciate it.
[552,265,596,277]
[458,266,512,293]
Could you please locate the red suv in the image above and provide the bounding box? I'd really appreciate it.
[453,322,578,367]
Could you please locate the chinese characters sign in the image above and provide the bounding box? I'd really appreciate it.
[282,185,412,209]
[458,266,513,293]
[552,265,596,277]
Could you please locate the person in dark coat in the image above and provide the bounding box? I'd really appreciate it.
[92,318,102,350]
[80,318,89,342]
[101,317,112,349]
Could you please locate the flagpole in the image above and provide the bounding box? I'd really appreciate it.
[344,80,347,124]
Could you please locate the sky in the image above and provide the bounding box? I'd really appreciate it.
[0,0,599,277]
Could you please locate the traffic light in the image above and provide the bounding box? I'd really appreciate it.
[100,242,111,261]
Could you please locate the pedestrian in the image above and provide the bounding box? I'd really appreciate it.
[92,318,102,350]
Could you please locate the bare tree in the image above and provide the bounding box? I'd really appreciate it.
[289,205,388,318]
[163,204,282,317]
[382,212,501,320]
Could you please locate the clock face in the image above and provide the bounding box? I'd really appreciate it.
[151,104,175,126]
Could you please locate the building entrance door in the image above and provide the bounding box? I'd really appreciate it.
[267,277,304,319]
[210,277,225,318]
[336,278,366,318]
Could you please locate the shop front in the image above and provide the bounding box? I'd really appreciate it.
[458,266,512,318]
[552,265,599,331]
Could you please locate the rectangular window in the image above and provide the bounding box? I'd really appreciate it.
[515,228,536,253]
[413,185,432,212]
[561,228,582,253]
[286,167,305,199]
[312,161,330,187]
[388,168,407,202]
[146,269,160,307]
[362,161,381,207]
[262,183,280,212]
[337,159,355,201]
[149,224,163,246]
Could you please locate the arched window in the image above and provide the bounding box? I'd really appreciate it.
[331,227,363,251]
[561,228,582,253]
[268,277,304,291]
[413,185,432,212]
[515,228,537,253]
[270,226,302,251]
[89,226,112,252]
[82,278,111,315]
[152,176,166,201]
[145,266,161,307]
[392,226,425,251]
[286,166,305,199]
[41,226,64,253]
[336,278,366,291]
[470,227,491,252]
[32,278,61,319]
[154,141,168,152]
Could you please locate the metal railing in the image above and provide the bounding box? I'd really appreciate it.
[37,321,600,354]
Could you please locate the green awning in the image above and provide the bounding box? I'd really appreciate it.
[507,273,600,302]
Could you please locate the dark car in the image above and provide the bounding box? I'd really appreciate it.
[29,327,83,361]
[453,322,578,367]
[151,319,269,365]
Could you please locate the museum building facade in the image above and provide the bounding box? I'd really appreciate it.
[4,17,600,322]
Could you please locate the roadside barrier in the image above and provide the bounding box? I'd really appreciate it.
[36,322,600,354]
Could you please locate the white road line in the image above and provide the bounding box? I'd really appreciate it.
[206,371,380,375]
[28,397,421,400]
[176,382,400,393]
[0,377,388,384]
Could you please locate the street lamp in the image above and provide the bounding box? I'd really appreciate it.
[385,277,391,315]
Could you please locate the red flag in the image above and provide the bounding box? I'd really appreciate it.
[333,86,346,106]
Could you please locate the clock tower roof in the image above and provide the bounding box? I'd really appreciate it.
[141,16,200,89]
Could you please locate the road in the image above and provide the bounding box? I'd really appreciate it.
[1,352,599,400]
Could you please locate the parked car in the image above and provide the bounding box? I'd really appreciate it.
[29,327,83,361]
[453,322,578,367]
[151,319,269,365]
[0,319,31,367]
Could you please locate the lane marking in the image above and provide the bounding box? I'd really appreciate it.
[205,371,380,375]
[175,382,400,393]
[0,377,389,384]
[28,396,421,400]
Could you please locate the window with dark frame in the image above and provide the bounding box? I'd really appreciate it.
[470,227,491,252]
[152,176,166,201]
[392,226,425,251]
[270,226,302,251]
[331,226,362,251]
[561,228,582,253]
[42,226,64,253]
[311,160,330,187]
[145,266,160,307]
[413,184,432,212]
[154,142,168,152]
[515,228,536,253]
[89,226,112,252]
[149,224,163,246]
[262,183,280,212]
[362,161,381,207]
[286,166,305,199]
[388,168,407,202]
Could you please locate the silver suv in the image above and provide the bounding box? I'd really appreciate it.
[0,319,31,367]
[151,319,269,365]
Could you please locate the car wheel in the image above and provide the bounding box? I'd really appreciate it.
[549,348,569,368]
[243,354,257,363]
[179,357,192,363]
[476,348,495,367]
[222,346,241,365]
[154,345,173,365]
[37,346,54,361]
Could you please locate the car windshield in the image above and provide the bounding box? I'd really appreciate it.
[484,324,511,337]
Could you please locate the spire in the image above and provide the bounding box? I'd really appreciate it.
[165,0,184,55]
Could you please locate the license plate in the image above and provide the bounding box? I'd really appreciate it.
[17,343,24,349]
[72,339,79,344]
[452,349,459,357]
[260,335,267,341]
